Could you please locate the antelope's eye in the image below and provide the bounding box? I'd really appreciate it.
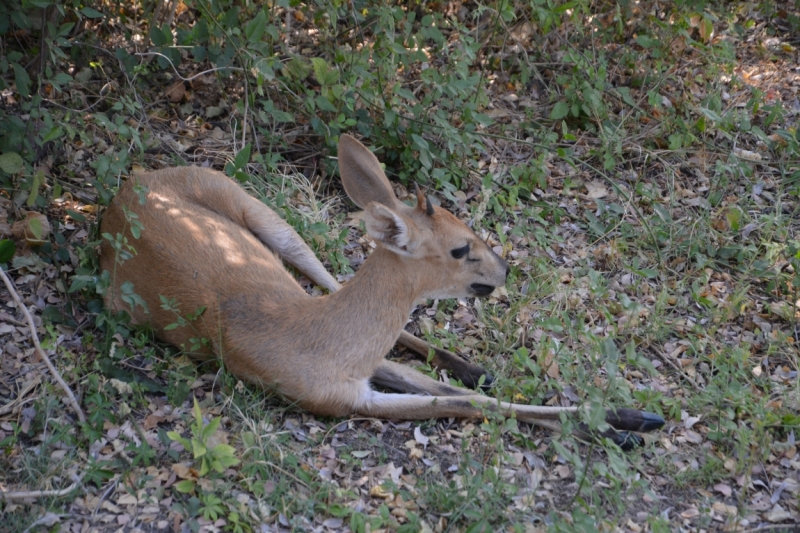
[451,244,470,259]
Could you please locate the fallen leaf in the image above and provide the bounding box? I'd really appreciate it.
[769,301,796,321]
[322,518,343,528]
[117,494,138,505]
[539,349,559,379]
[764,504,793,523]
[711,501,736,516]
[165,81,186,103]
[680,507,700,519]
[733,148,762,161]
[414,426,430,449]
[684,429,704,444]
[143,411,166,430]
[171,463,195,480]
[11,212,51,245]
[713,483,732,497]
[369,485,391,499]
[585,180,608,199]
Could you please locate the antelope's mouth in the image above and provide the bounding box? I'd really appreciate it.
[470,283,495,297]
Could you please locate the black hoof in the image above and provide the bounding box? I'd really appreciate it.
[606,409,665,433]
[637,412,666,432]
[432,346,494,391]
[574,424,646,451]
[455,369,494,391]
[610,431,644,451]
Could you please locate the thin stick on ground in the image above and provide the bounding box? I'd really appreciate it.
[0,474,83,501]
[652,346,701,391]
[0,269,86,423]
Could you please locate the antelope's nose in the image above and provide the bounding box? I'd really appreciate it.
[498,256,510,280]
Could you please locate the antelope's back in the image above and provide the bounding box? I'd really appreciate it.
[99,167,305,357]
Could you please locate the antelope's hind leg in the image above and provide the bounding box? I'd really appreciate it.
[368,361,664,451]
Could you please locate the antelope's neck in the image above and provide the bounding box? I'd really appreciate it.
[320,247,422,371]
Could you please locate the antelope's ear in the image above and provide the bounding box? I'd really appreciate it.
[338,135,399,210]
[363,202,420,254]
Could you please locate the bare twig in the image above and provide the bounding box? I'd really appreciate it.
[740,525,800,533]
[22,513,69,533]
[133,52,244,82]
[0,474,83,501]
[0,269,86,423]
[652,347,701,391]
[92,476,121,518]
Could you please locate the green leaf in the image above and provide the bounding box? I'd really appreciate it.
[221,7,239,29]
[52,73,73,86]
[0,240,16,264]
[0,152,24,174]
[245,10,267,43]
[232,144,252,171]
[12,64,31,98]
[213,448,240,468]
[27,216,44,240]
[616,87,636,107]
[271,109,294,123]
[81,7,104,18]
[639,268,658,279]
[668,133,683,151]
[635,35,659,48]
[550,101,569,120]
[311,57,339,85]
[282,57,311,80]
[42,126,64,143]
[167,431,191,450]
[174,479,196,493]
[542,316,563,332]
[699,107,722,123]
[25,171,44,207]
[150,24,170,46]
[241,431,256,448]
[191,437,207,458]
[192,398,203,429]
[553,0,579,13]
[202,416,221,440]
[309,222,330,235]
[698,16,713,43]
[350,513,366,533]
[315,94,338,113]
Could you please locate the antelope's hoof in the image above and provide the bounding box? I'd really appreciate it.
[611,431,644,451]
[459,368,494,392]
[606,408,665,433]
[477,372,494,392]
[434,347,494,391]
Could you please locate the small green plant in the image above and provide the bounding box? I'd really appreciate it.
[168,398,240,493]
[0,238,15,265]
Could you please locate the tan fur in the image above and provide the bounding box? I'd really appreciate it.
[99,135,661,442]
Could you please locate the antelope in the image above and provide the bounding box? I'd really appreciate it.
[100,134,663,449]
